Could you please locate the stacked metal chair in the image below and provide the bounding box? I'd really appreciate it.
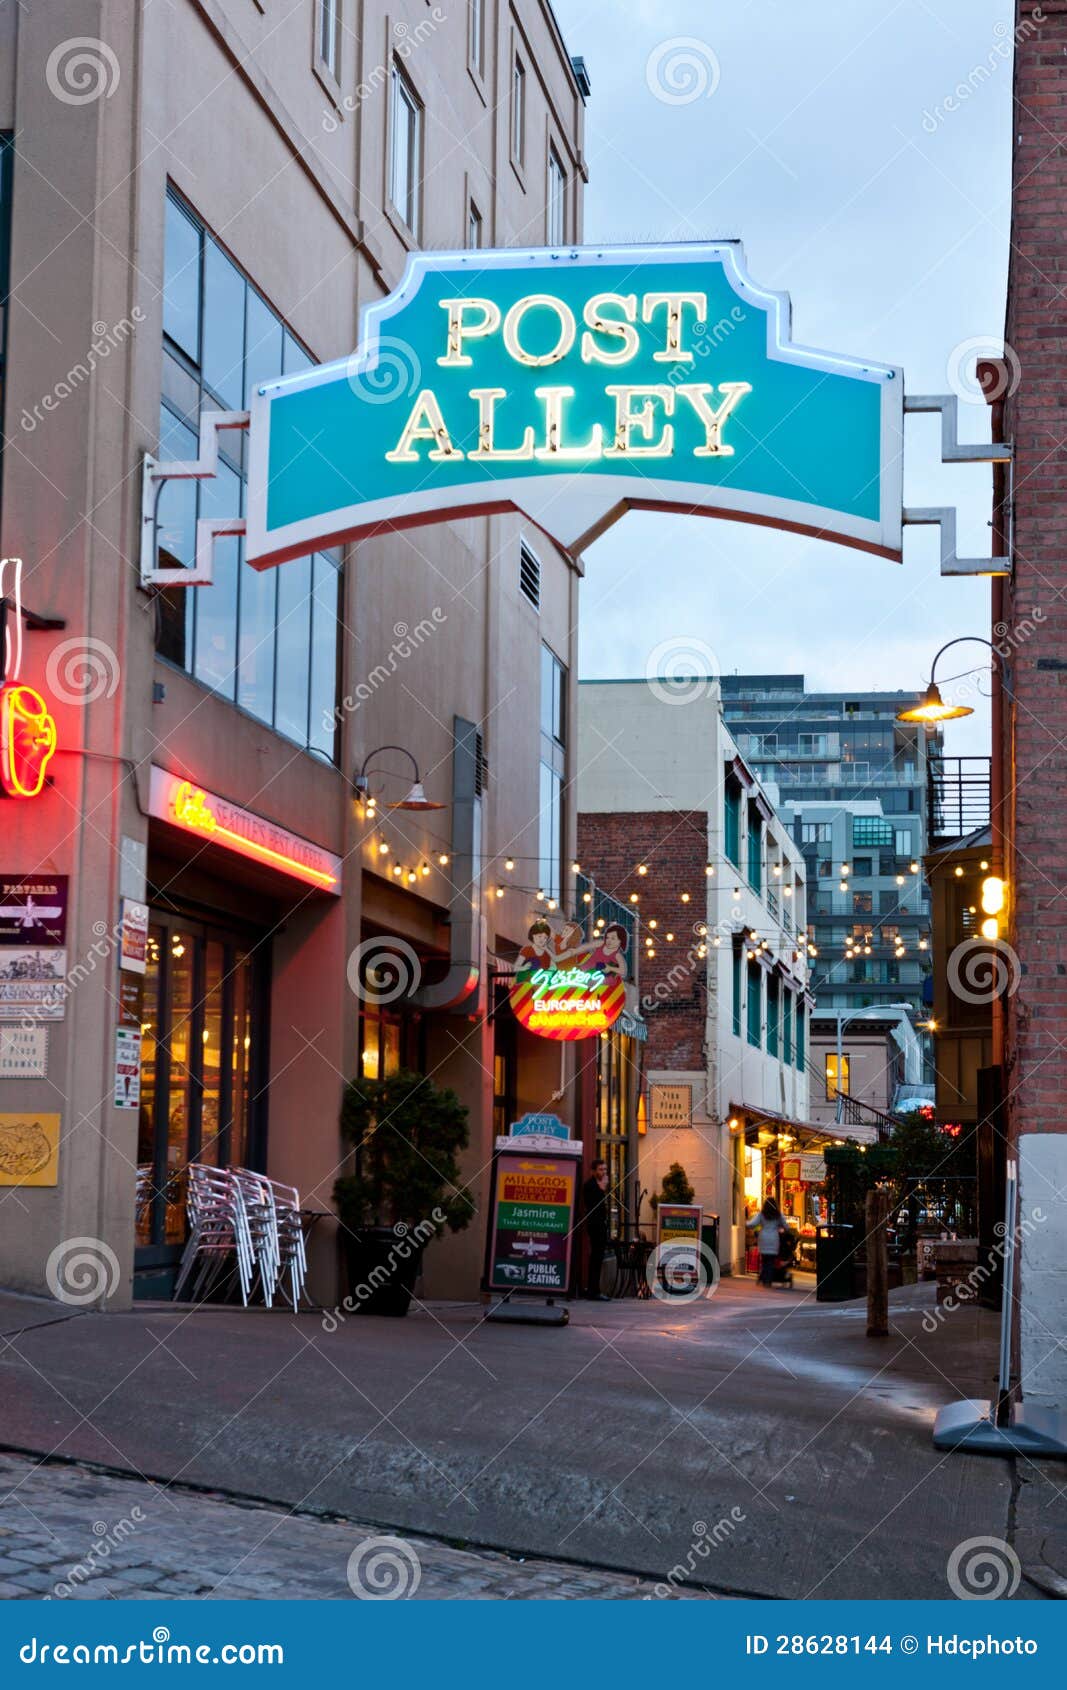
[173,1163,307,1310]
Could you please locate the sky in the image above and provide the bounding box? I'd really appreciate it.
[553,0,1013,756]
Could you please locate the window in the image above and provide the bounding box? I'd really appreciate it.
[158,191,341,759]
[539,644,567,901]
[724,782,741,868]
[767,975,779,1058]
[852,815,893,847]
[783,992,793,1066]
[467,198,483,250]
[747,960,762,1048]
[795,1003,806,1071]
[852,890,873,915]
[511,55,526,170]
[895,829,913,857]
[747,802,762,894]
[732,948,743,1038]
[547,146,566,245]
[852,857,873,878]
[817,860,832,878]
[801,822,832,845]
[519,540,541,609]
[317,0,341,82]
[389,62,422,236]
[469,0,485,79]
[825,1053,850,1101]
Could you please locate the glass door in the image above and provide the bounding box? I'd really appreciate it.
[134,910,267,1294]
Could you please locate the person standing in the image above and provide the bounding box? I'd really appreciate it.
[582,1158,611,1300]
[747,1197,791,1288]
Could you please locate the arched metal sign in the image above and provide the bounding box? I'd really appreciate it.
[243,242,903,568]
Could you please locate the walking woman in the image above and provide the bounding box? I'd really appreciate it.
[747,1198,792,1287]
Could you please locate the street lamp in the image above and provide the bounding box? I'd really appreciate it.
[896,635,1012,724]
[353,744,446,811]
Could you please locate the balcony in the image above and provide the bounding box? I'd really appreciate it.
[927,755,991,847]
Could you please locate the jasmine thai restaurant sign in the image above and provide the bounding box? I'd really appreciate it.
[245,243,903,567]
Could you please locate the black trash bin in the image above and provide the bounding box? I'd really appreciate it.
[816,1224,857,1302]
[700,1214,720,1277]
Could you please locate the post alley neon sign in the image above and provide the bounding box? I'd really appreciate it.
[148,766,342,892]
[0,684,58,799]
[246,243,902,567]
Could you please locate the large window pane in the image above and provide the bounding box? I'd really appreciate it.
[201,238,246,409]
[539,761,561,900]
[193,459,241,697]
[163,197,201,360]
[245,289,284,406]
[309,556,340,758]
[274,554,312,744]
[283,330,313,377]
[237,550,277,724]
[156,405,197,666]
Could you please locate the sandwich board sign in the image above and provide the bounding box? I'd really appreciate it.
[245,243,902,570]
[486,1141,581,1299]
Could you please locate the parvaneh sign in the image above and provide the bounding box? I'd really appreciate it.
[245,242,903,568]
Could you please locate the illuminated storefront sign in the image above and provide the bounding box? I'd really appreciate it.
[509,915,628,1042]
[148,766,342,892]
[246,243,902,568]
[0,684,58,798]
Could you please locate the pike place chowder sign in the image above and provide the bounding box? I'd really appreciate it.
[243,243,903,568]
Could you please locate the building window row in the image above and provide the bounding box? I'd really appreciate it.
[158,191,341,761]
[732,951,805,1070]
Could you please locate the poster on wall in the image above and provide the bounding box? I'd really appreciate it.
[509,914,628,1041]
[119,899,149,975]
[0,949,67,1021]
[781,1152,826,1185]
[0,1111,60,1186]
[113,1027,142,1110]
[649,1084,693,1130]
[486,1146,580,1294]
[655,1202,704,1293]
[0,876,68,946]
[0,1024,49,1079]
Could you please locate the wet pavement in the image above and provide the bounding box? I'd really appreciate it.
[0,1277,1055,1599]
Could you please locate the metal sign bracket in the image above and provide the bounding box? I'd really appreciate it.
[903,394,1013,577]
[140,410,250,588]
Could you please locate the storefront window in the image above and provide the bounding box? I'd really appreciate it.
[596,1030,640,1230]
[360,1004,406,1081]
[158,189,341,760]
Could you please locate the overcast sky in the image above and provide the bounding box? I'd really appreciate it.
[554,0,1012,756]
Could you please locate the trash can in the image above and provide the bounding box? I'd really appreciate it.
[700,1214,720,1276]
[816,1224,857,1302]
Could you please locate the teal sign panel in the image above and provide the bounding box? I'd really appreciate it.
[245,243,902,567]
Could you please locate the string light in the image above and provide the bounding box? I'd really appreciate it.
[637,864,648,876]
[629,892,639,904]
[705,862,714,876]
[420,862,430,877]
[378,841,390,855]
[438,852,449,866]
[572,860,581,873]
[505,857,515,871]
[680,892,690,904]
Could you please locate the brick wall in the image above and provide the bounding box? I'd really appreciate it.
[1001,1,1067,1408]
[577,811,707,1071]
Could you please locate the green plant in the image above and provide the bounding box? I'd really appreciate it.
[651,1161,695,1210]
[334,1069,475,1236]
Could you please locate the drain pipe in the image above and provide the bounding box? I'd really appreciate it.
[411,716,485,1014]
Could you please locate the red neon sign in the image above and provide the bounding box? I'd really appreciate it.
[166,778,339,889]
[509,920,628,1042]
[0,684,58,799]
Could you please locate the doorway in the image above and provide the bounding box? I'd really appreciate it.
[134,910,270,1296]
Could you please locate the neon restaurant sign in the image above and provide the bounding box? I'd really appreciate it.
[509,918,628,1042]
[244,243,903,568]
[148,767,341,892]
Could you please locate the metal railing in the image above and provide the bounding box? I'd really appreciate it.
[927,755,991,846]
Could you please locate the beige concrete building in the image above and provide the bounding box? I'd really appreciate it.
[0,0,590,1305]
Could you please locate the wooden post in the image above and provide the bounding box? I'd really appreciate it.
[866,1187,890,1338]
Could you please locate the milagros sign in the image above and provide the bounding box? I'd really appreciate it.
[245,242,903,566]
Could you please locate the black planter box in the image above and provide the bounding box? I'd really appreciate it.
[344,1226,422,1317]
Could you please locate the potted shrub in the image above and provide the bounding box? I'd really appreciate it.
[650,1162,695,1209]
[334,1069,474,1316]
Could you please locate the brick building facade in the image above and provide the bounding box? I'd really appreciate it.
[999,1,1067,1412]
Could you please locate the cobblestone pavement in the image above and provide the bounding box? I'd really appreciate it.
[0,1453,713,1600]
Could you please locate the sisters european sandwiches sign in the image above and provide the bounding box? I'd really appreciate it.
[245,242,902,567]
